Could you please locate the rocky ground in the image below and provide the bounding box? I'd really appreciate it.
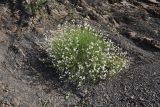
[0,0,160,107]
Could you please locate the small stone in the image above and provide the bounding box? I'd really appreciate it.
[0,31,7,42]
[141,3,149,9]
[34,27,45,34]
[131,95,135,99]
[148,0,160,4]
[9,25,17,33]
[13,97,21,106]
[59,11,68,18]
[127,31,137,38]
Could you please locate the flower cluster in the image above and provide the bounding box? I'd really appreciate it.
[48,24,127,85]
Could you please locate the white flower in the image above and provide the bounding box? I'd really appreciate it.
[48,24,127,85]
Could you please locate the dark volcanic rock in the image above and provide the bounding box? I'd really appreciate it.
[0,0,160,107]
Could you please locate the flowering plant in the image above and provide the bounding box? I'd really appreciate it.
[48,25,126,85]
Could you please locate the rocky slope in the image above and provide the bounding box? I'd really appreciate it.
[0,0,160,106]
